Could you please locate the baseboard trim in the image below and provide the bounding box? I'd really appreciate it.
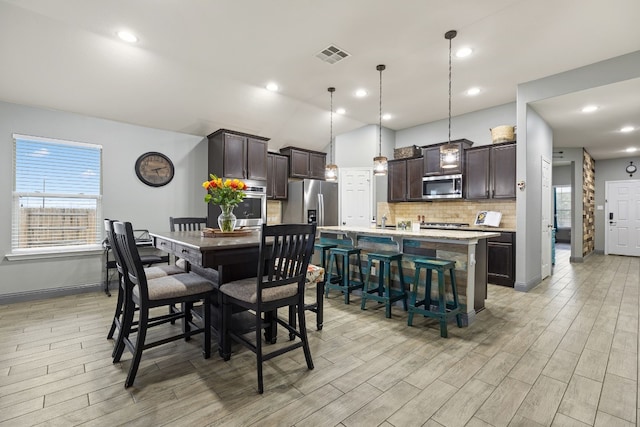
[514,275,542,292]
[569,256,584,263]
[0,283,103,305]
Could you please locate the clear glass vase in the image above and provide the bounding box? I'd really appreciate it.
[217,205,237,232]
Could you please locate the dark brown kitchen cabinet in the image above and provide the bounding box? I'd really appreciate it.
[423,139,473,176]
[207,129,269,181]
[487,232,515,287]
[465,142,516,200]
[279,147,326,180]
[388,157,424,202]
[266,153,288,200]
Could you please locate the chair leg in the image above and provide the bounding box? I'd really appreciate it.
[297,301,314,371]
[113,290,135,362]
[288,305,296,341]
[316,280,324,330]
[183,302,192,341]
[203,296,211,359]
[221,297,232,361]
[256,308,264,394]
[450,267,464,328]
[408,265,420,326]
[125,307,148,388]
[437,271,448,338]
[107,277,124,339]
[384,261,392,318]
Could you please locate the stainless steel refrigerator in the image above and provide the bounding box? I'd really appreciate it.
[282,179,339,226]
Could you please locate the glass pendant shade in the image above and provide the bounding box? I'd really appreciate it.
[440,144,460,169]
[325,163,338,181]
[373,156,388,176]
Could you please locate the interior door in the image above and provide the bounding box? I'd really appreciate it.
[541,157,552,279]
[340,168,371,227]
[606,180,640,256]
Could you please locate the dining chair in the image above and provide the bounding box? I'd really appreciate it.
[219,223,317,393]
[111,221,216,388]
[169,216,208,232]
[105,219,186,345]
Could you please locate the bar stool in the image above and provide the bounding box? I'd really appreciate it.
[361,251,408,318]
[314,242,339,285]
[326,246,364,304]
[408,258,463,338]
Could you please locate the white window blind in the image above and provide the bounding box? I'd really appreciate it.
[12,134,103,253]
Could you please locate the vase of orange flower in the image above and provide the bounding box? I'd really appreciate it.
[202,174,247,232]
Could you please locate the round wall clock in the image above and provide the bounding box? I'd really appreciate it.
[626,161,637,177]
[135,152,175,187]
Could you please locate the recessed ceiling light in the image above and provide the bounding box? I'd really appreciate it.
[626,147,637,153]
[455,47,472,58]
[382,113,392,120]
[355,89,368,97]
[336,108,346,115]
[117,31,138,43]
[266,82,279,92]
[581,105,598,113]
[466,87,480,96]
[620,126,635,133]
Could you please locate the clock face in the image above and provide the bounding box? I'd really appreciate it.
[135,152,174,187]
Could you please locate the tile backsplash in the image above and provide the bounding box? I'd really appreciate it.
[377,200,516,229]
[266,200,282,224]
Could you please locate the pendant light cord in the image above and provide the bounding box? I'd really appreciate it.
[448,35,452,144]
[330,88,334,164]
[379,65,383,156]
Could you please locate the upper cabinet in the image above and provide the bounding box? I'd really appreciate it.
[388,156,424,202]
[465,142,516,200]
[207,129,269,181]
[279,147,326,180]
[423,139,473,176]
[266,153,289,200]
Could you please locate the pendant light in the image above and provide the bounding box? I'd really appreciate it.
[440,30,460,170]
[373,64,388,176]
[324,87,338,181]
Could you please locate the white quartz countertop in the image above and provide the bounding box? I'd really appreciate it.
[318,226,501,241]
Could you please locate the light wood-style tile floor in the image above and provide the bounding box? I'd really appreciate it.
[1,246,638,426]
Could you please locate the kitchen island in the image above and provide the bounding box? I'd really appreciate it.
[317,226,500,325]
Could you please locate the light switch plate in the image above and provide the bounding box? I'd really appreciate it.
[597,205,604,210]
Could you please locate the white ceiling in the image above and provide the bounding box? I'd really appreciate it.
[1,0,639,158]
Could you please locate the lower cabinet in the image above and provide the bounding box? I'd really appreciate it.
[487,232,515,287]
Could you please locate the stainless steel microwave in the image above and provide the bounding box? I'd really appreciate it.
[422,174,463,200]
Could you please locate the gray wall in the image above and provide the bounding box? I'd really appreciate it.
[0,101,207,299]
[552,165,572,186]
[335,124,395,168]
[396,103,516,148]
[594,156,640,251]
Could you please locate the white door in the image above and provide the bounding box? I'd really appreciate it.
[340,168,372,227]
[541,157,552,279]
[606,180,640,256]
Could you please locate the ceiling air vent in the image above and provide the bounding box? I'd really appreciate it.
[316,45,350,64]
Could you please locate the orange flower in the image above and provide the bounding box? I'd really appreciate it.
[203,174,246,207]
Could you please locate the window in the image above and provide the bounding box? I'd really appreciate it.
[12,134,102,253]
[554,186,571,228]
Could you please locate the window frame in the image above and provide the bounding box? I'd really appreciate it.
[11,134,103,256]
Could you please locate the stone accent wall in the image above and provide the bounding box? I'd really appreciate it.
[377,200,516,230]
[582,149,595,256]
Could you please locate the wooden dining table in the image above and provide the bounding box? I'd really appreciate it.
[149,229,272,352]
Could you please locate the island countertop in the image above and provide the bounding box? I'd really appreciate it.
[317,225,500,241]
